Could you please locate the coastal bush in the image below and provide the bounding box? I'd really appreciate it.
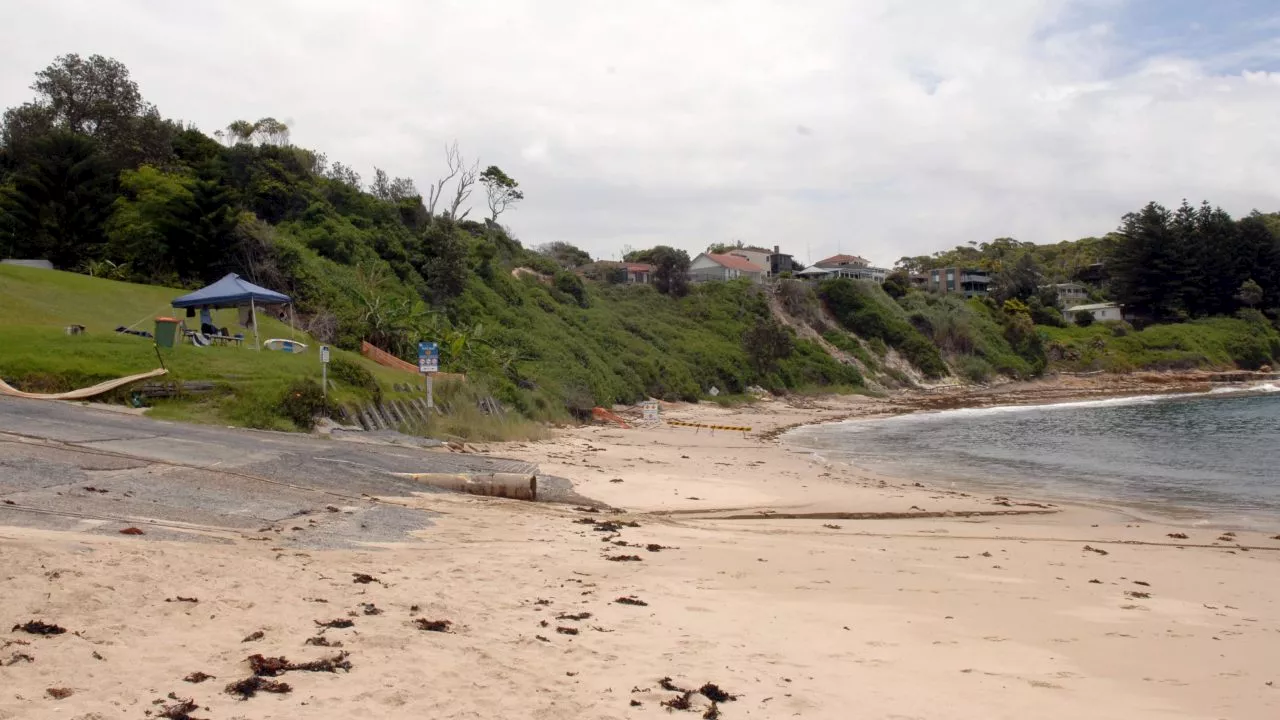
[823,330,879,370]
[818,279,948,378]
[1074,310,1095,327]
[278,378,332,430]
[895,292,1038,378]
[1039,316,1280,373]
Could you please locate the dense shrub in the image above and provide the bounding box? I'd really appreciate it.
[278,378,332,430]
[818,279,948,378]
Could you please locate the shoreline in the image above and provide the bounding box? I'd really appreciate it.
[774,376,1280,532]
[3,374,1279,718]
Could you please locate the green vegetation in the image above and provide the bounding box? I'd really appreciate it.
[1041,312,1280,373]
[3,52,1278,438]
[897,293,1041,379]
[818,279,948,378]
[0,263,536,438]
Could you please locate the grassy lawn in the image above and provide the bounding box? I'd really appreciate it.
[0,264,451,432]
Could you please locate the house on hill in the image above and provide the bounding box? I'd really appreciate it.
[724,246,772,272]
[798,253,889,282]
[928,267,990,297]
[689,253,766,283]
[814,253,870,269]
[580,261,654,284]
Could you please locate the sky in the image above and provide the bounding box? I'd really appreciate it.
[3,0,1280,267]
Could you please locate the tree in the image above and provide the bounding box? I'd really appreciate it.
[1110,202,1186,319]
[421,221,468,304]
[536,241,591,269]
[326,162,361,189]
[251,117,289,146]
[426,141,462,221]
[479,165,522,222]
[1074,309,1095,327]
[26,54,172,166]
[103,165,197,278]
[648,246,691,297]
[220,120,255,146]
[894,255,931,274]
[1237,279,1264,308]
[0,130,114,268]
[882,269,910,298]
[990,252,1042,303]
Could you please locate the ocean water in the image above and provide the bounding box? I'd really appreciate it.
[786,384,1280,527]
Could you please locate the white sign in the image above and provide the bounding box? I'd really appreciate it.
[319,345,330,364]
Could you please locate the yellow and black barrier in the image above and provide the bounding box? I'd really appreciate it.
[667,419,752,432]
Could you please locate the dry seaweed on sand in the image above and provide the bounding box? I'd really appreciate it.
[12,620,66,636]
[556,612,592,621]
[166,596,199,603]
[556,626,579,635]
[4,652,34,665]
[359,602,382,615]
[225,676,292,699]
[606,554,642,562]
[247,654,290,676]
[158,696,205,720]
[119,527,145,535]
[46,687,74,699]
[352,573,379,584]
[615,596,648,606]
[241,630,265,642]
[659,677,687,692]
[248,651,352,676]
[305,635,342,647]
[314,618,354,629]
[1083,545,1109,556]
[645,544,670,552]
[287,652,352,673]
[703,704,721,719]
[1167,533,1189,539]
[414,618,453,632]
[661,692,693,710]
[183,672,215,683]
[699,683,737,702]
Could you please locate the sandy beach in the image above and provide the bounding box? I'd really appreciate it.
[3,381,1279,719]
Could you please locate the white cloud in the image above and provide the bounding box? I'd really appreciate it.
[2,0,1279,265]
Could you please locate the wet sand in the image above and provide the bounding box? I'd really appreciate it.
[3,378,1279,719]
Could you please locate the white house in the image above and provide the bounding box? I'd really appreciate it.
[726,247,772,272]
[688,253,766,283]
[1065,302,1123,323]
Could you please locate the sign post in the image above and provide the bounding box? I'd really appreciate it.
[319,345,330,403]
[417,341,439,410]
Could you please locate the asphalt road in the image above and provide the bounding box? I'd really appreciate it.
[0,396,540,547]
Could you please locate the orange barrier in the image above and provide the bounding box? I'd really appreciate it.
[361,341,467,383]
[592,407,630,428]
[361,341,419,373]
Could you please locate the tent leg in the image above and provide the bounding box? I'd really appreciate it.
[251,298,260,350]
[289,303,296,341]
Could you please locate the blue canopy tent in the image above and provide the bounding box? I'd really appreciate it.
[171,273,293,350]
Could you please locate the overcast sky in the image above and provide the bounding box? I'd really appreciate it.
[3,0,1280,266]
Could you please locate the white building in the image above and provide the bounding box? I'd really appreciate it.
[688,253,766,283]
[1065,302,1124,323]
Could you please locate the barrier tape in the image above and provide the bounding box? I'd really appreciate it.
[667,419,753,432]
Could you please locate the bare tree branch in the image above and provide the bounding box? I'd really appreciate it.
[448,155,480,221]
[426,141,461,221]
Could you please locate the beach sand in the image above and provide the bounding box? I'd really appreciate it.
[3,390,1279,719]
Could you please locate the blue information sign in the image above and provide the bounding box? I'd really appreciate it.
[417,341,439,373]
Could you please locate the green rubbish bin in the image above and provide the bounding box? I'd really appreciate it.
[154,316,180,348]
